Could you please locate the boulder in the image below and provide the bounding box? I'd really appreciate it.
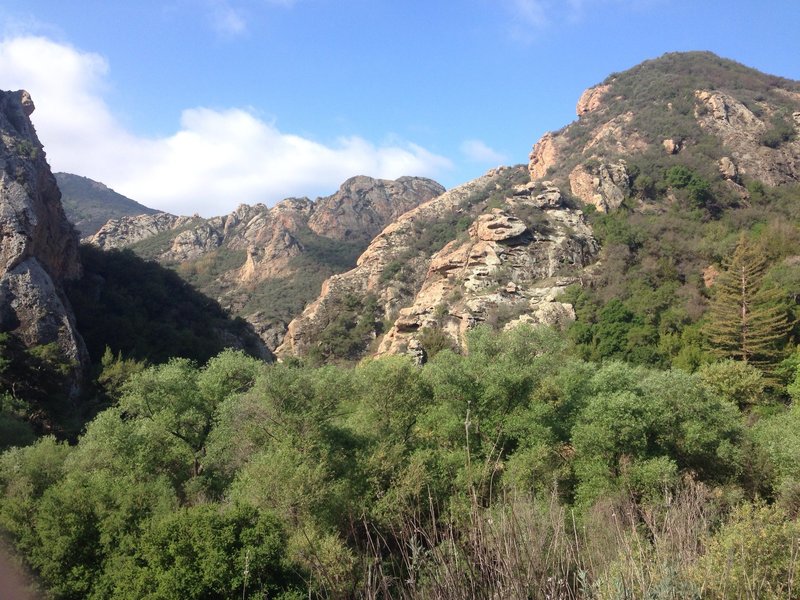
[576,84,611,116]
[569,160,631,212]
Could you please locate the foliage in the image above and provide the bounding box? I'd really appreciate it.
[696,502,800,599]
[760,111,797,148]
[2,324,800,597]
[702,235,792,377]
[66,245,264,367]
[0,333,80,440]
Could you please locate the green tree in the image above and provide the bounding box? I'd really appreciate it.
[702,236,792,377]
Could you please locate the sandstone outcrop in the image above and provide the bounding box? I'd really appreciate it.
[718,156,738,180]
[308,175,443,242]
[375,185,597,357]
[569,160,631,212]
[662,138,681,154]
[0,90,87,386]
[90,213,193,249]
[528,54,800,214]
[694,90,800,185]
[576,84,611,116]
[277,169,512,357]
[528,132,563,180]
[88,176,444,351]
[277,170,598,361]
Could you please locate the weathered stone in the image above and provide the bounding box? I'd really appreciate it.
[0,90,87,391]
[350,182,600,358]
[576,84,611,116]
[87,176,442,352]
[528,132,561,180]
[472,210,527,242]
[719,156,738,180]
[662,138,681,154]
[569,160,630,212]
[89,213,192,249]
[695,89,800,186]
[308,175,444,242]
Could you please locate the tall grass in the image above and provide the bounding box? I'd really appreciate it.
[353,478,798,600]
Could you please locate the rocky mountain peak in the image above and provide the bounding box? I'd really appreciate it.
[528,51,800,210]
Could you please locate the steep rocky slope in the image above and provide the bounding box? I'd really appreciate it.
[279,52,800,365]
[277,167,597,361]
[528,51,800,212]
[56,172,158,237]
[0,90,87,385]
[89,176,444,349]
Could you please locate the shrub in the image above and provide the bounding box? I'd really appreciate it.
[695,502,800,599]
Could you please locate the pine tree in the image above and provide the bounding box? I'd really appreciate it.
[703,236,792,377]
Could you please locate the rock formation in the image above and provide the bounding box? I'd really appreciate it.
[694,90,800,186]
[576,83,611,116]
[528,132,563,180]
[90,213,195,250]
[568,160,631,212]
[375,185,597,357]
[88,176,445,351]
[0,90,87,386]
[277,169,598,360]
[527,52,800,212]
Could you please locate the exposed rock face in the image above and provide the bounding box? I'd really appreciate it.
[569,160,631,212]
[0,90,87,382]
[375,185,597,357]
[576,84,611,116]
[694,90,800,185]
[474,210,527,241]
[90,213,193,249]
[308,175,443,242]
[662,138,681,154]
[277,170,510,357]
[528,132,563,180]
[718,156,738,180]
[584,112,648,155]
[528,53,800,214]
[88,176,444,351]
[277,171,598,360]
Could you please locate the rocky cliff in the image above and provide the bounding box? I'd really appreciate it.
[276,166,597,361]
[89,176,445,350]
[277,52,800,365]
[0,90,87,388]
[528,52,800,212]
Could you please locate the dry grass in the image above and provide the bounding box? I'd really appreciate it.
[353,479,773,600]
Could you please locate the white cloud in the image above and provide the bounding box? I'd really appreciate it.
[202,0,300,36]
[507,0,548,27]
[207,0,247,36]
[502,0,663,34]
[0,35,452,216]
[460,139,507,165]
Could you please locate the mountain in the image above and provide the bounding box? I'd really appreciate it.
[276,167,598,362]
[0,90,88,434]
[280,52,800,366]
[88,175,445,349]
[55,172,158,237]
[529,51,800,211]
[0,91,271,438]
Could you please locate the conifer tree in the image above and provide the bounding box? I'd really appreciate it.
[703,236,791,377]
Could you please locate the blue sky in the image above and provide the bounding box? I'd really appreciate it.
[1,0,798,216]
